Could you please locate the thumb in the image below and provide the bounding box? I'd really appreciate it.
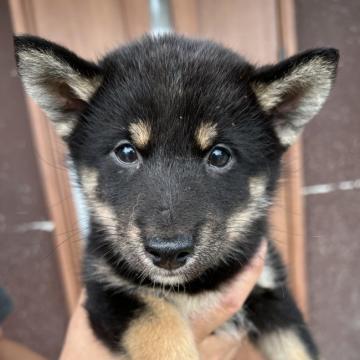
[191,239,267,343]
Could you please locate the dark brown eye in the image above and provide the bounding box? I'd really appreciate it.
[208,146,231,168]
[114,143,138,164]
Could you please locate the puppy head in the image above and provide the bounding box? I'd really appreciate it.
[15,35,338,287]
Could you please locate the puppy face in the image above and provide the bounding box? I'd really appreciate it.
[15,35,338,286]
[72,65,279,285]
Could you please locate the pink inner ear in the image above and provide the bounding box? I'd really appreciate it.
[57,81,87,112]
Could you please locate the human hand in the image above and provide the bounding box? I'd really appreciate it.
[60,240,266,360]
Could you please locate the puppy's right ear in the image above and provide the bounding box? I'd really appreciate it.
[14,35,102,140]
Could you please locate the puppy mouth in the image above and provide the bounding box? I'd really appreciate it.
[141,253,198,285]
[152,272,186,285]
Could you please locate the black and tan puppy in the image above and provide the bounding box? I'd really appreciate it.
[15,34,338,359]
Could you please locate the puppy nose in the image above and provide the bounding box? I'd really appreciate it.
[145,235,193,270]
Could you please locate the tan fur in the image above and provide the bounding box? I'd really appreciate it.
[252,57,334,146]
[197,222,213,251]
[127,222,141,242]
[86,257,127,289]
[171,291,222,318]
[129,120,151,149]
[257,243,286,289]
[226,176,268,242]
[257,263,277,289]
[258,329,313,360]
[80,167,147,265]
[195,122,217,150]
[123,295,199,360]
[54,121,74,139]
[79,167,117,231]
[17,49,101,138]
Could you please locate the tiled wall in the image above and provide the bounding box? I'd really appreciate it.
[0,1,68,359]
[296,1,360,359]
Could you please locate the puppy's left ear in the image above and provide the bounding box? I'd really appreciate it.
[14,35,102,140]
[251,48,339,146]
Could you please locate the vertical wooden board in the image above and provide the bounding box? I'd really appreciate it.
[121,0,151,40]
[30,0,128,59]
[283,144,307,313]
[171,0,199,35]
[197,0,278,63]
[172,0,278,62]
[270,180,290,263]
[278,0,307,314]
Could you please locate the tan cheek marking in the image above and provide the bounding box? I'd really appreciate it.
[129,120,151,149]
[226,176,267,241]
[198,222,212,245]
[258,329,312,360]
[249,176,267,198]
[127,222,141,242]
[123,295,199,360]
[80,167,117,231]
[195,122,217,150]
[86,256,127,289]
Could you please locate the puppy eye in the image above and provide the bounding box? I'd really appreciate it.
[114,143,138,164]
[207,146,231,168]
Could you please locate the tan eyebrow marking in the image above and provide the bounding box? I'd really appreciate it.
[195,122,217,150]
[129,120,151,149]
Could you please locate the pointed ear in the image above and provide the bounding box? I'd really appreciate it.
[14,35,102,140]
[251,48,339,146]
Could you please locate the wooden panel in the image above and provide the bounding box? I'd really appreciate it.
[9,0,150,314]
[278,0,308,315]
[172,0,279,63]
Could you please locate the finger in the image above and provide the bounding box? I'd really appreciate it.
[192,239,267,342]
[60,291,119,360]
[198,335,241,360]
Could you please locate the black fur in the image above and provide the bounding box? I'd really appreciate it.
[14,33,339,359]
[245,286,319,358]
[14,35,100,78]
[253,48,338,85]
[85,280,145,352]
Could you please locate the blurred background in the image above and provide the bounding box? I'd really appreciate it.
[0,0,359,359]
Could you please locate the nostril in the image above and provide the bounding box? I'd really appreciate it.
[145,246,161,261]
[176,251,191,262]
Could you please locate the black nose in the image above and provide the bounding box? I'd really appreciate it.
[145,235,194,270]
